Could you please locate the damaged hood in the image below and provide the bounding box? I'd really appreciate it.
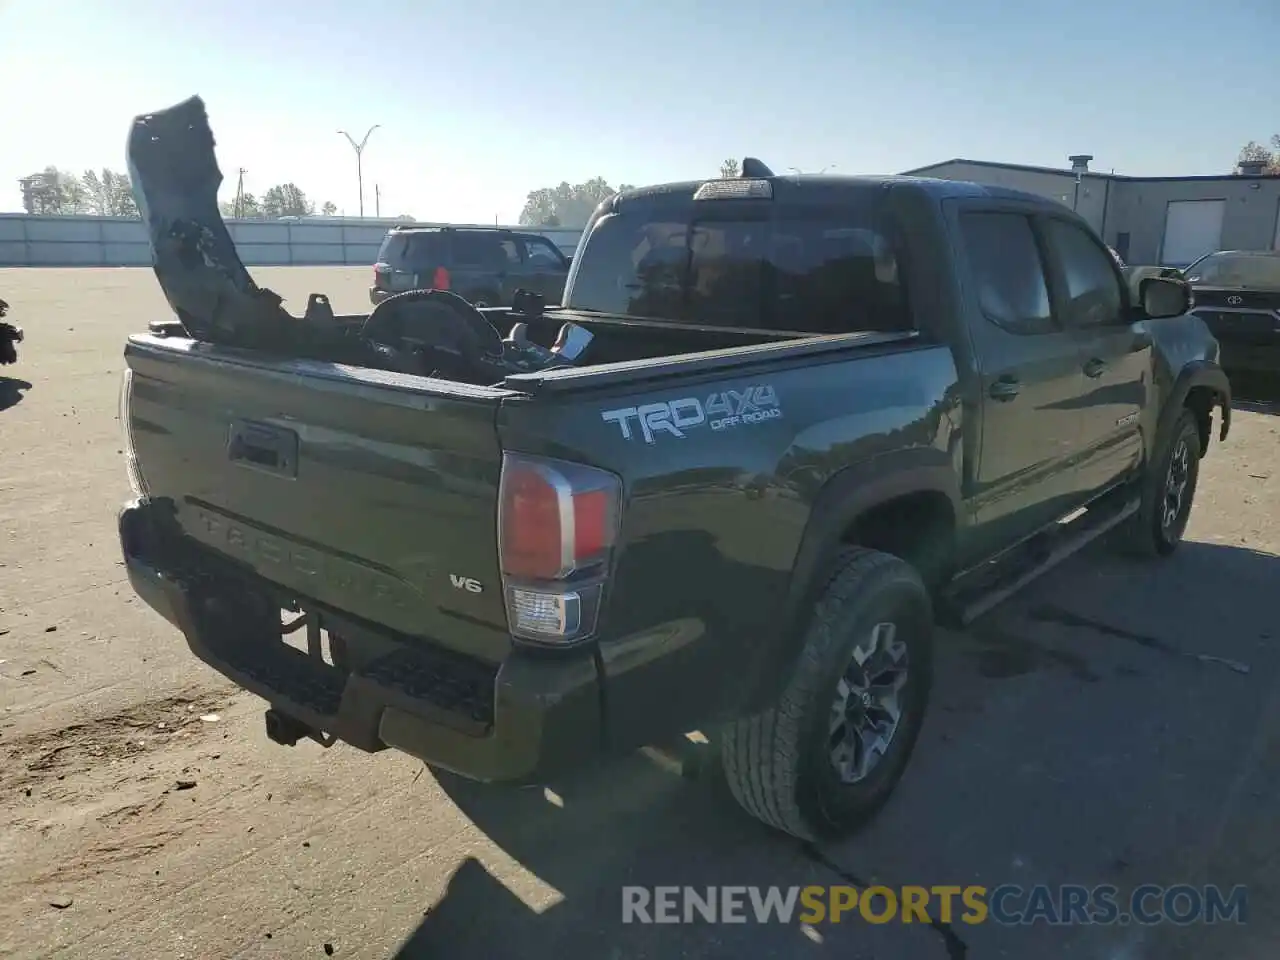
[127,96,298,345]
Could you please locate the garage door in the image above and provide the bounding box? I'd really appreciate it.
[1160,199,1225,267]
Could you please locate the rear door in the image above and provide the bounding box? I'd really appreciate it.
[516,234,571,304]
[950,203,1090,551]
[1037,213,1148,501]
[449,232,518,306]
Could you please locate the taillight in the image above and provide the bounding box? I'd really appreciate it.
[498,453,621,645]
[119,368,148,498]
[432,266,451,290]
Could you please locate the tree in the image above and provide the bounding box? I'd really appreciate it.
[261,183,314,218]
[718,158,741,179]
[220,193,263,219]
[321,201,338,216]
[518,177,635,228]
[1236,136,1280,174]
[81,168,137,217]
[18,167,89,215]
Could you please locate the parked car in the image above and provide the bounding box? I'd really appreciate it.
[120,98,1231,842]
[1179,250,1280,375]
[370,225,571,308]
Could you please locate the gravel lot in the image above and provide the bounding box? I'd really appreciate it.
[1,266,1278,959]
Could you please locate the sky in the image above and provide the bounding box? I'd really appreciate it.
[0,0,1275,223]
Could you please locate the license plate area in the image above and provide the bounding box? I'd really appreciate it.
[282,609,349,670]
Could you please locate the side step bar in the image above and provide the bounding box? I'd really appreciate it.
[940,495,1140,627]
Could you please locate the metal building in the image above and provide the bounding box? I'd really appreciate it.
[900,157,1280,268]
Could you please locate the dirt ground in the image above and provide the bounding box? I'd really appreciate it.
[2,267,1279,960]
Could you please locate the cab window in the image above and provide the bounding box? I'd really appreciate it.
[566,204,910,333]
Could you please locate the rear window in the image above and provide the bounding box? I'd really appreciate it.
[565,204,910,333]
[377,231,447,267]
[1186,253,1280,290]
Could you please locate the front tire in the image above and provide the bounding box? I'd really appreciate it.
[720,547,934,841]
[1117,408,1201,558]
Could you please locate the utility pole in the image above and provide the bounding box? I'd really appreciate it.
[234,167,247,219]
[337,124,381,217]
[375,184,381,218]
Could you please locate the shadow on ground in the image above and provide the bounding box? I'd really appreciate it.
[388,540,1279,960]
[0,377,31,412]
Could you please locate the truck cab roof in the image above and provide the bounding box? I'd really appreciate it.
[386,225,546,239]
[611,172,1053,210]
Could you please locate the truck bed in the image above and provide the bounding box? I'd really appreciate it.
[123,323,922,658]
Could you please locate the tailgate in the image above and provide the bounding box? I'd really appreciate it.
[124,336,515,664]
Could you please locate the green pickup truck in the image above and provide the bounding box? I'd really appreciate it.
[119,98,1230,842]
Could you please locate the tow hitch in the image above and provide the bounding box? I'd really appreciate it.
[264,707,337,748]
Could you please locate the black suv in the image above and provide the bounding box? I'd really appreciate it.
[1182,249,1280,374]
[370,226,571,307]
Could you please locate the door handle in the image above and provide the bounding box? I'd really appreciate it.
[1083,358,1107,378]
[227,420,298,478]
[988,377,1021,401]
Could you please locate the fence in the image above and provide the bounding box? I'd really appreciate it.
[0,214,584,268]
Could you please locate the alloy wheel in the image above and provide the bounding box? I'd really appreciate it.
[828,621,910,784]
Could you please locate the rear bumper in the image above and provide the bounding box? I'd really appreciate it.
[119,498,603,784]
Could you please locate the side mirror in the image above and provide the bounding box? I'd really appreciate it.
[1139,276,1191,319]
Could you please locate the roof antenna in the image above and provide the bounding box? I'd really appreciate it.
[740,157,774,178]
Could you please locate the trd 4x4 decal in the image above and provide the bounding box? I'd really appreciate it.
[600,385,781,444]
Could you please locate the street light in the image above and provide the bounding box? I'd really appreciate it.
[338,124,381,217]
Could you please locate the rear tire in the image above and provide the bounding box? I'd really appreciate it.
[720,547,934,841]
[1116,408,1201,558]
